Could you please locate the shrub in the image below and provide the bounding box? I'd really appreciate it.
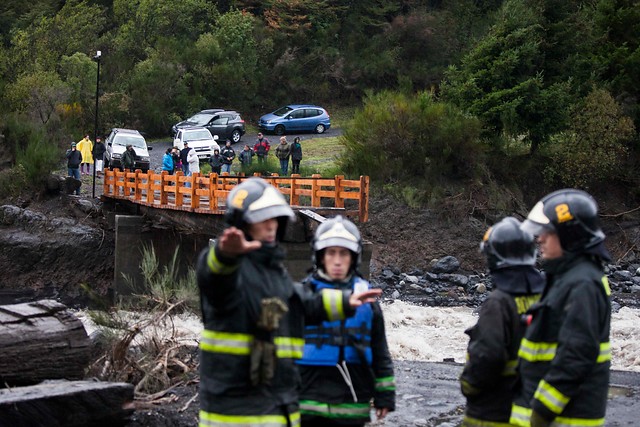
[340,91,484,184]
[544,88,636,188]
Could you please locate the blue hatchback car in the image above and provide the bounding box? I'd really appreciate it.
[258,104,331,135]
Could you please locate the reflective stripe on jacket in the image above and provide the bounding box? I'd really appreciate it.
[510,254,611,427]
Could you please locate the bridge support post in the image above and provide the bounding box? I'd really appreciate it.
[114,215,149,298]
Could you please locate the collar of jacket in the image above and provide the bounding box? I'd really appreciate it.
[312,270,354,290]
[490,266,546,295]
[246,243,285,268]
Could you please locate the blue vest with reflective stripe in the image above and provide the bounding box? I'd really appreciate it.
[297,277,373,366]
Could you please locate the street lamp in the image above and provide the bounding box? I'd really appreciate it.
[92,50,102,199]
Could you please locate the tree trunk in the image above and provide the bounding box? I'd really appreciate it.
[0,380,134,426]
[0,299,90,386]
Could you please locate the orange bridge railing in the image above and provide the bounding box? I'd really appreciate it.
[102,170,370,222]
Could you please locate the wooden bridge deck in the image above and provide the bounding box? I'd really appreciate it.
[102,169,370,222]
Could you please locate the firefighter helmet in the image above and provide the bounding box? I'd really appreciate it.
[225,177,294,239]
[521,189,605,252]
[481,217,537,271]
[312,215,362,272]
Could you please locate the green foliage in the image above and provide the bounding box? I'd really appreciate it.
[15,136,61,188]
[0,165,27,200]
[340,91,483,183]
[4,71,71,125]
[544,88,636,188]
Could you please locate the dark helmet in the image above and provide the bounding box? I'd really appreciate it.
[481,217,537,271]
[225,177,294,239]
[521,189,605,253]
[312,215,362,272]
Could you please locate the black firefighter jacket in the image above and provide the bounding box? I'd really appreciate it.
[196,243,356,427]
[460,267,544,426]
[511,254,611,427]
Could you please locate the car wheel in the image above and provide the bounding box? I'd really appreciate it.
[231,129,241,143]
[275,125,285,135]
[315,123,326,134]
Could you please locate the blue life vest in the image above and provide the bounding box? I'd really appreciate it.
[297,276,373,366]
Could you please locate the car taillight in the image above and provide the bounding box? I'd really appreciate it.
[240,119,245,123]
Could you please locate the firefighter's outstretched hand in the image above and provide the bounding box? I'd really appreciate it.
[349,288,382,307]
[218,227,262,257]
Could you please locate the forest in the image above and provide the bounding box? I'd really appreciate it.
[0,0,639,205]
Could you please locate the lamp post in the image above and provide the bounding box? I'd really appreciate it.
[92,50,102,199]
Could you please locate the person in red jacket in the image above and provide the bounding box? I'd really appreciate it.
[254,132,271,165]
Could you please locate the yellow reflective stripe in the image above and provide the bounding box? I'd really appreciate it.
[299,400,370,417]
[534,380,570,414]
[502,359,518,376]
[601,276,611,296]
[200,330,252,355]
[518,339,557,362]
[509,404,531,426]
[375,376,396,391]
[199,410,300,427]
[514,295,541,315]
[207,248,238,275]
[274,337,305,359]
[553,416,605,426]
[462,414,520,426]
[597,342,611,363]
[322,288,344,321]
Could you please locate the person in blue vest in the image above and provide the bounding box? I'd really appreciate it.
[460,217,545,427]
[196,178,382,427]
[297,216,395,427]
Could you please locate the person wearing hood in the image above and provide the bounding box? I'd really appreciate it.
[162,148,175,174]
[460,217,545,427]
[297,216,395,427]
[195,178,382,427]
[510,189,612,427]
[77,134,93,175]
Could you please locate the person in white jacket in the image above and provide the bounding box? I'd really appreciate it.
[186,148,200,188]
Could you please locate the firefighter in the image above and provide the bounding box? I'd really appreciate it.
[460,217,545,427]
[510,189,611,427]
[196,178,382,427]
[297,216,395,426]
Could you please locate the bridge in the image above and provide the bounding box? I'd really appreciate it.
[101,169,370,222]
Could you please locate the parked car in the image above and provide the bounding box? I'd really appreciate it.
[104,128,152,172]
[258,104,331,135]
[171,109,245,143]
[173,127,220,159]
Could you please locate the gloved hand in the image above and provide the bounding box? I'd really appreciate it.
[530,409,552,427]
[460,379,481,397]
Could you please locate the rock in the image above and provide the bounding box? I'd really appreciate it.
[413,418,428,426]
[424,287,434,295]
[409,284,422,291]
[404,274,420,284]
[391,290,401,299]
[432,256,460,274]
[74,199,98,215]
[382,269,395,279]
[613,270,633,281]
[475,283,487,294]
[45,174,65,193]
[446,274,469,287]
[64,177,81,194]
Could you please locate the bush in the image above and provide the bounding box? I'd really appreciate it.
[544,88,636,188]
[340,91,484,184]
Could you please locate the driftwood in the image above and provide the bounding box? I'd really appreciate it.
[0,380,134,426]
[0,299,90,386]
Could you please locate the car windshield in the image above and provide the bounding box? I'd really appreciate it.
[272,106,294,117]
[114,135,146,149]
[187,113,214,125]
[184,130,213,141]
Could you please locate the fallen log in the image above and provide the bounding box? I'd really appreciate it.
[0,380,134,426]
[0,299,90,386]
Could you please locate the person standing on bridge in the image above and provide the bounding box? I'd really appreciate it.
[511,189,611,427]
[275,136,291,176]
[162,148,174,175]
[180,141,192,176]
[297,215,395,427]
[208,148,222,175]
[221,140,235,174]
[254,132,271,165]
[121,144,136,172]
[460,217,544,427]
[196,177,382,427]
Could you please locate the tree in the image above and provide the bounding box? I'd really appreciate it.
[4,71,70,126]
[441,0,591,153]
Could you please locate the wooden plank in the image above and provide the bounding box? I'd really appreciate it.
[0,380,134,427]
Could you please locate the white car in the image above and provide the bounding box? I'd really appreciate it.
[173,127,220,159]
